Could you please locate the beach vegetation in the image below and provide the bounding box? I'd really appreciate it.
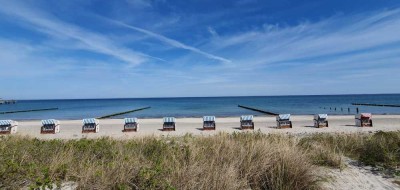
[0,131,400,189]
[300,131,400,172]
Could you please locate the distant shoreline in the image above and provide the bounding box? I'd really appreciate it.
[7,93,400,101]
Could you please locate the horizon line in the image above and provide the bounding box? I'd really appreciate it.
[7,93,400,101]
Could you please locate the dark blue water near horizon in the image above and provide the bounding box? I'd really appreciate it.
[1,94,400,120]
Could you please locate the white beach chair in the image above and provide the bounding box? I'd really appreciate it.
[0,120,18,134]
[276,114,292,128]
[123,118,139,132]
[41,119,60,134]
[203,116,216,130]
[82,118,100,133]
[355,113,373,127]
[314,114,328,128]
[163,117,176,131]
[240,115,254,129]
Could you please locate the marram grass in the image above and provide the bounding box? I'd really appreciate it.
[1,131,399,189]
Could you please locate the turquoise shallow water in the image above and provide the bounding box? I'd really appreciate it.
[1,94,400,120]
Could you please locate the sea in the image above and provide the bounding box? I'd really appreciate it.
[1,94,400,120]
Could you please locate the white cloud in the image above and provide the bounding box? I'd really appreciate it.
[209,8,400,68]
[106,18,232,63]
[0,1,164,66]
[207,26,219,38]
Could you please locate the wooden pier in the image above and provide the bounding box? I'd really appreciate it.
[238,105,278,115]
[0,108,58,114]
[352,103,400,108]
[97,107,151,119]
[0,99,17,104]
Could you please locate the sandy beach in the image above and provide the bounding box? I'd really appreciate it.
[9,115,400,140]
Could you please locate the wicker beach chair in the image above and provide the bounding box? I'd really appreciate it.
[0,120,18,134]
[355,113,373,127]
[276,114,292,128]
[123,118,139,132]
[163,117,176,131]
[82,118,100,133]
[41,119,60,134]
[203,116,216,130]
[240,115,254,130]
[314,114,328,128]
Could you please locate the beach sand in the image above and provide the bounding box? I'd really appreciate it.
[10,115,400,140]
[321,158,400,190]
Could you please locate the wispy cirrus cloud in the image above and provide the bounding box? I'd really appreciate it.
[0,1,164,66]
[163,8,400,94]
[208,8,400,68]
[106,18,232,63]
[207,26,219,38]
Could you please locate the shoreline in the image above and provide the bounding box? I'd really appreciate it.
[4,113,400,121]
[4,115,400,140]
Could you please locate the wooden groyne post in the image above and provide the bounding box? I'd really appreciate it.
[97,107,151,119]
[0,108,58,114]
[352,103,400,107]
[238,105,278,115]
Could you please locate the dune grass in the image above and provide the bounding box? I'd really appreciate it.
[0,132,321,190]
[300,131,400,171]
[0,131,399,189]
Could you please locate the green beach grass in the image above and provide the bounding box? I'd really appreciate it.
[0,131,399,189]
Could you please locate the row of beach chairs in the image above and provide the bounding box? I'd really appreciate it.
[0,113,374,134]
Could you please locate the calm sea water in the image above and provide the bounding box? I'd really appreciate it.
[1,94,400,120]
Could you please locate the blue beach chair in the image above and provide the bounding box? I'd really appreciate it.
[82,118,99,133]
[240,115,254,129]
[123,118,139,132]
[203,116,216,130]
[41,119,60,134]
[0,120,18,134]
[276,114,292,128]
[163,117,176,131]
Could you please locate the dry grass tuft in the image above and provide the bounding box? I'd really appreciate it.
[5,131,399,189]
[299,131,400,171]
[0,132,323,190]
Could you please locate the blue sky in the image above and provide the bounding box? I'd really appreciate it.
[1,0,400,99]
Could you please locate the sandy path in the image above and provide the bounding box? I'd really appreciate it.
[322,158,400,190]
[5,115,400,140]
